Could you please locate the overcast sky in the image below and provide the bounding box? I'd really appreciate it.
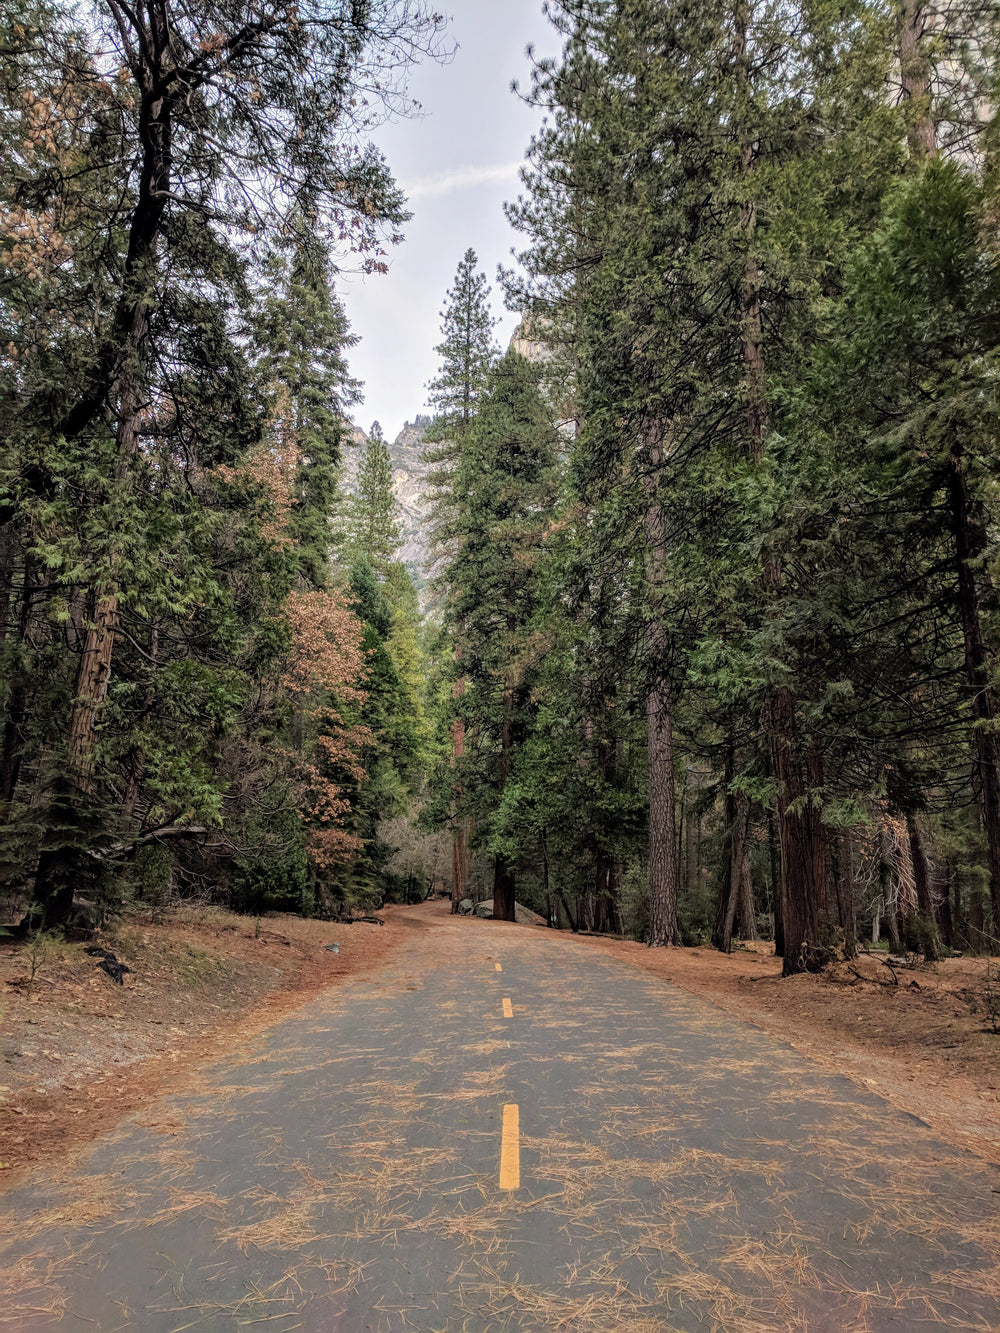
[339,1,560,442]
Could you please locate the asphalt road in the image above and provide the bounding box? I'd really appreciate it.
[1,906,998,1331]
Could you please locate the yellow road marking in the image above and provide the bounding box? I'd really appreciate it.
[500,1103,520,1189]
[495,962,502,972]
[502,997,513,1018]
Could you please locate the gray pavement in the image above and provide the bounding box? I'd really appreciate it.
[1,907,997,1331]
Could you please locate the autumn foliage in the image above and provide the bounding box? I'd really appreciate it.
[284,589,372,871]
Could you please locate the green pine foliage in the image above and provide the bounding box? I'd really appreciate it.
[343,424,403,581]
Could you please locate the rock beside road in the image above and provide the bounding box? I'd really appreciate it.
[458,898,547,926]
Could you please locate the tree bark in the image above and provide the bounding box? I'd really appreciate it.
[733,793,757,941]
[771,689,828,972]
[907,814,942,959]
[834,830,859,959]
[450,672,466,913]
[712,752,739,952]
[646,672,680,946]
[897,0,937,158]
[493,855,515,922]
[642,431,681,948]
[768,807,784,954]
[0,553,35,817]
[946,454,1000,932]
[492,667,516,923]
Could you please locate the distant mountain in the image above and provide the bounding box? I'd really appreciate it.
[342,417,435,587]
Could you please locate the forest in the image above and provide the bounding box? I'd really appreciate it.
[2,0,1000,980]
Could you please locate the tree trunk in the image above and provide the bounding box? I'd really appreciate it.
[834,829,859,959]
[947,455,1000,932]
[937,857,954,948]
[735,45,827,968]
[0,553,35,817]
[559,885,579,932]
[733,793,757,941]
[897,0,937,158]
[646,673,680,946]
[969,877,986,952]
[29,29,173,930]
[493,855,515,922]
[712,753,738,952]
[492,670,516,923]
[768,808,784,954]
[450,679,466,914]
[771,690,828,973]
[907,814,943,960]
[642,433,681,948]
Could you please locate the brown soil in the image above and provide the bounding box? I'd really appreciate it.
[0,904,396,1186]
[574,931,1000,1168]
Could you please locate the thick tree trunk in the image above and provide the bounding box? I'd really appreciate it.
[771,689,828,973]
[493,856,515,922]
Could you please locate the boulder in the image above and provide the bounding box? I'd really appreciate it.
[470,899,547,926]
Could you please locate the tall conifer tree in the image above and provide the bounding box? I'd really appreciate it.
[444,351,560,921]
[425,249,499,910]
[345,423,402,582]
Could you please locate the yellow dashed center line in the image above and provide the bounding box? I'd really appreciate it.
[495,962,502,972]
[499,1103,520,1189]
[502,997,513,1018]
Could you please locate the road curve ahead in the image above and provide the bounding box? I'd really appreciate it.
[2,903,998,1331]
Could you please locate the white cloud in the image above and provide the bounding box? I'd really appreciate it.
[403,161,522,201]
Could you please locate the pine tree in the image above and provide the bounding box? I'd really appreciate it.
[443,351,560,921]
[507,0,902,963]
[424,249,499,910]
[259,209,361,588]
[427,248,499,438]
[1,0,444,927]
[344,423,403,581]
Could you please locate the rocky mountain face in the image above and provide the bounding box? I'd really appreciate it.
[342,417,435,588]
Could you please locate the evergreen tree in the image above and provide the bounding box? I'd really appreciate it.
[344,423,403,581]
[424,250,499,909]
[0,0,443,927]
[443,351,560,921]
[259,209,361,588]
[507,0,902,963]
[427,248,499,437]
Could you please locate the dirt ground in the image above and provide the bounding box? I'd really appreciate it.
[0,904,396,1186]
[2,898,998,1190]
